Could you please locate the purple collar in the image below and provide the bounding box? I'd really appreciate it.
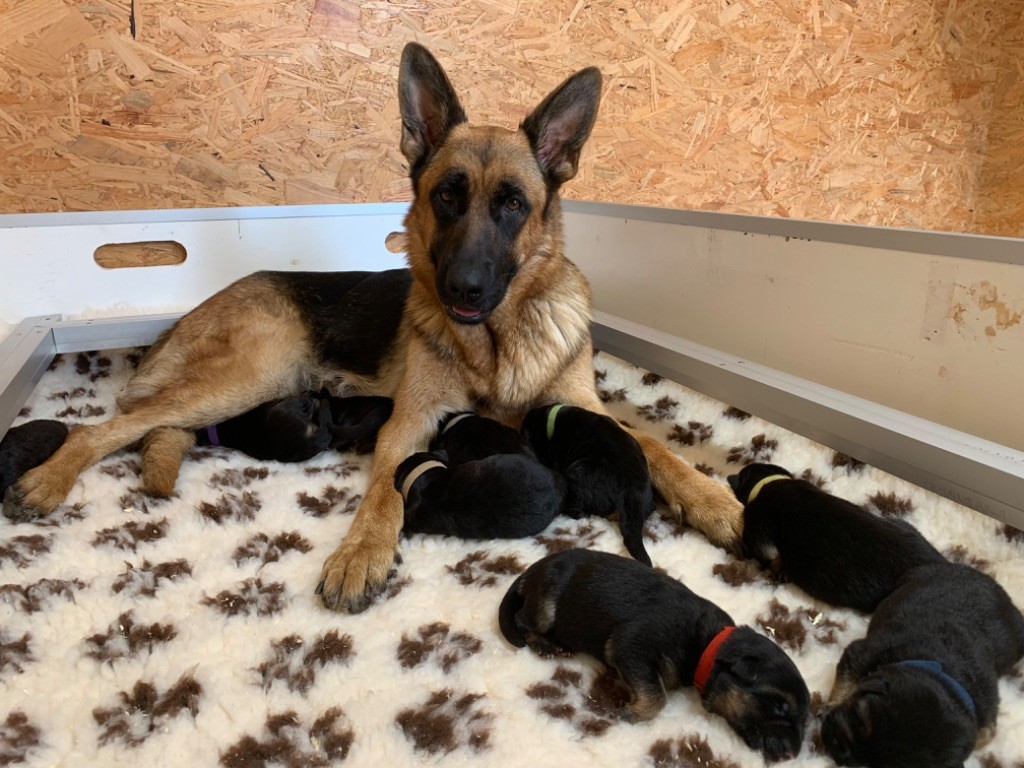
[205,424,220,447]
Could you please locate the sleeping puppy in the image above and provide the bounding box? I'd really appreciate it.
[822,562,1024,768]
[728,463,945,612]
[522,403,654,566]
[325,395,393,454]
[1,420,69,500]
[197,394,392,462]
[394,448,566,538]
[499,549,809,762]
[432,411,537,464]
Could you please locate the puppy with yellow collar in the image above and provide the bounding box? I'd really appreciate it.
[728,463,945,613]
[394,412,567,539]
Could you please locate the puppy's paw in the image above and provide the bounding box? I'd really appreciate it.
[316,531,400,613]
[525,633,572,659]
[2,466,70,521]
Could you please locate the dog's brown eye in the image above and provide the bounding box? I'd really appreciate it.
[505,197,522,212]
[439,190,455,203]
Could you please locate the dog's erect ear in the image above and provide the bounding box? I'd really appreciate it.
[521,67,602,186]
[399,43,467,177]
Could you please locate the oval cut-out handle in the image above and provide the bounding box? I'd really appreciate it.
[94,241,187,269]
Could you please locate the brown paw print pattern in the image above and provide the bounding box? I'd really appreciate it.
[0,347,1019,767]
[525,665,627,736]
[636,396,680,423]
[84,611,177,664]
[0,578,87,614]
[668,421,714,447]
[93,673,202,747]
[726,434,779,466]
[254,631,353,694]
[397,623,482,674]
[233,531,313,567]
[0,712,41,765]
[203,578,288,618]
[446,550,526,588]
[296,486,361,517]
[220,709,354,767]
[864,491,914,518]
[712,558,786,588]
[648,734,742,768]
[535,522,606,555]
[396,689,493,755]
[756,598,847,651]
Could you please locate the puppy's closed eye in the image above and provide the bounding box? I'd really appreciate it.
[852,696,874,739]
[729,655,762,685]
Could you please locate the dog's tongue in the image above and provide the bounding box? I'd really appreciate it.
[451,305,480,318]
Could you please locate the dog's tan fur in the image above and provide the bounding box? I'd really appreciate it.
[8,45,742,613]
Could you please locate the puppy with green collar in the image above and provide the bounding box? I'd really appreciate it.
[728,463,945,613]
[522,403,654,566]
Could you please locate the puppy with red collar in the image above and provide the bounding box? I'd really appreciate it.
[499,548,809,762]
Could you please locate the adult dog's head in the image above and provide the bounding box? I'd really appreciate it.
[398,43,602,325]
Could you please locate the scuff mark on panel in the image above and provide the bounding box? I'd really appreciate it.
[920,262,957,343]
[972,281,1022,332]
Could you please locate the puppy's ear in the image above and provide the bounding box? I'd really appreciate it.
[521,67,602,187]
[399,43,467,178]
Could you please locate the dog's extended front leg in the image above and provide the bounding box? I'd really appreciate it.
[316,398,440,613]
[629,430,743,551]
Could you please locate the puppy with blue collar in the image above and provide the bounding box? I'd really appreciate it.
[522,403,654,566]
[822,561,1024,768]
[728,463,945,612]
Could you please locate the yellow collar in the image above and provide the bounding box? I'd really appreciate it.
[746,474,790,504]
[546,403,566,440]
[400,460,446,500]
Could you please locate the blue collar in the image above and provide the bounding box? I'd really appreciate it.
[894,660,976,719]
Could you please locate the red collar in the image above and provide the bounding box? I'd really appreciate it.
[694,626,737,693]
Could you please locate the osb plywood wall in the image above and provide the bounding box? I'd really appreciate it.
[0,0,1020,235]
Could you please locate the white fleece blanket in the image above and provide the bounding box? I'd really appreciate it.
[1,347,1022,768]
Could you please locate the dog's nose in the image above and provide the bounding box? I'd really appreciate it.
[446,276,483,304]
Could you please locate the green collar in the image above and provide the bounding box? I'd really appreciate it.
[746,474,790,504]
[546,403,566,440]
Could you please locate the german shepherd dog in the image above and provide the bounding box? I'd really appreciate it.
[3,43,743,612]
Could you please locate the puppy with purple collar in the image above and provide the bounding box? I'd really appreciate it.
[822,561,1024,768]
[395,412,566,538]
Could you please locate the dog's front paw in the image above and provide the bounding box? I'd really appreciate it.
[673,474,743,552]
[2,466,71,522]
[316,531,400,613]
[663,468,745,552]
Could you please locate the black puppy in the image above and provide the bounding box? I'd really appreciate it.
[395,413,566,538]
[822,562,1024,768]
[499,549,809,762]
[1,420,69,500]
[197,394,392,462]
[729,463,946,613]
[522,403,654,566]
